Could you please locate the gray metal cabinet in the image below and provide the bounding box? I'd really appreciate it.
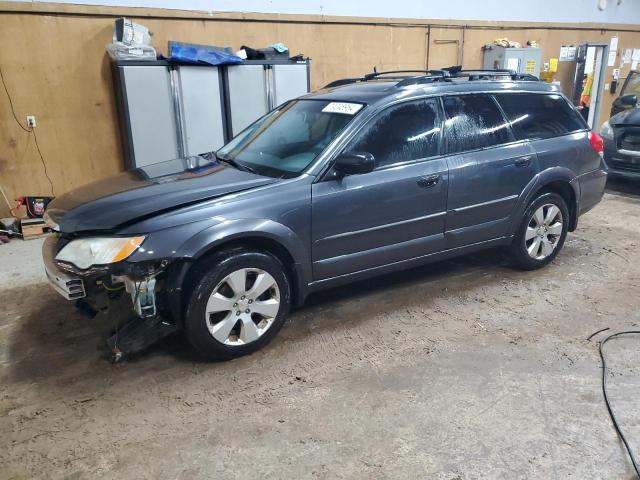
[224,61,310,136]
[273,64,310,105]
[114,61,226,169]
[225,64,269,136]
[176,66,226,157]
[118,65,180,168]
[483,46,542,77]
[113,60,310,169]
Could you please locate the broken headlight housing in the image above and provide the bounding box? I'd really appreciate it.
[55,236,146,269]
[600,121,614,141]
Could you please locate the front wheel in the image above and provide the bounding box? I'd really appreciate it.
[184,249,291,360]
[509,192,569,270]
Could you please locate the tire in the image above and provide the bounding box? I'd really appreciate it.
[184,248,291,360]
[509,192,569,270]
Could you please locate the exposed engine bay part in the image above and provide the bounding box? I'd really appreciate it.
[123,276,157,318]
[106,315,181,362]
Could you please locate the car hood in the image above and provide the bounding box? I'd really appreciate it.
[46,156,278,232]
[611,107,640,127]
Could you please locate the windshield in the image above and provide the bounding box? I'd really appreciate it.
[622,71,640,97]
[216,99,363,178]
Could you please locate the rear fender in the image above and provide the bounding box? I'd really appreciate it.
[507,167,580,236]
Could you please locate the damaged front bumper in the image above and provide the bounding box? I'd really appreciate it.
[43,235,161,316]
[43,237,86,300]
[42,234,184,359]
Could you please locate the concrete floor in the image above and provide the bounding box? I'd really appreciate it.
[1,180,640,479]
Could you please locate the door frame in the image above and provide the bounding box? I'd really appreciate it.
[571,43,609,129]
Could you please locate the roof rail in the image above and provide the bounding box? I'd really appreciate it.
[362,69,450,80]
[513,73,540,81]
[395,70,452,87]
[443,67,539,81]
[323,77,366,88]
[447,68,516,79]
[323,66,539,89]
[323,69,450,88]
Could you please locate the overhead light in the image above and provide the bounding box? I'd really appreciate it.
[599,0,623,10]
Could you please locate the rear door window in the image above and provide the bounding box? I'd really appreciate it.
[494,93,585,141]
[347,98,442,169]
[442,94,514,154]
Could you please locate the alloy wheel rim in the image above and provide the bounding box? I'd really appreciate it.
[205,268,280,346]
[525,203,563,260]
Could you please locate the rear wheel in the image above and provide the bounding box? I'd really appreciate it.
[510,192,569,270]
[184,249,291,360]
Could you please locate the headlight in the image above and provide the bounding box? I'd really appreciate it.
[600,121,614,140]
[55,236,146,269]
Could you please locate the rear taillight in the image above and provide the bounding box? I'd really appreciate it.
[589,130,604,155]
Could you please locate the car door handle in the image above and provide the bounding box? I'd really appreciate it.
[417,174,441,188]
[514,156,533,167]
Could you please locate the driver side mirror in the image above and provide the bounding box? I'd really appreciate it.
[334,152,375,175]
[619,94,638,107]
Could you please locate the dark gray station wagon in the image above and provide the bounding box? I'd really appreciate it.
[43,69,608,360]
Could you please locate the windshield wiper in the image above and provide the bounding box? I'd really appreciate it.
[215,154,256,174]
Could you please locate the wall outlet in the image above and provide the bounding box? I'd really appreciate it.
[26,115,36,128]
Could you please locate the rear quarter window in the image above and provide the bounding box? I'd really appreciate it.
[494,93,585,141]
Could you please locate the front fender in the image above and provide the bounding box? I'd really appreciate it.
[176,218,312,305]
[145,218,311,324]
[507,167,580,236]
[175,218,308,264]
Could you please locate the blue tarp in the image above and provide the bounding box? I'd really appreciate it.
[168,41,242,66]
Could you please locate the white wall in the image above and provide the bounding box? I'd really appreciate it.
[6,0,640,25]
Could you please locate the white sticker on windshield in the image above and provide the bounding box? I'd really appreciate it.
[322,102,364,115]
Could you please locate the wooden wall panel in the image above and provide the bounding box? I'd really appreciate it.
[0,14,122,217]
[0,4,639,218]
[428,27,463,69]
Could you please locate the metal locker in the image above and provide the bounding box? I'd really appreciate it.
[482,46,542,77]
[226,64,269,136]
[176,66,226,156]
[114,59,311,169]
[273,64,310,106]
[118,65,180,168]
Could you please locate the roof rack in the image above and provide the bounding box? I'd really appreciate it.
[431,66,540,82]
[323,69,451,88]
[363,69,450,80]
[395,70,452,87]
[442,66,524,80]
[323,66,539,89]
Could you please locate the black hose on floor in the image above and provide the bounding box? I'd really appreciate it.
[598,330,640,478]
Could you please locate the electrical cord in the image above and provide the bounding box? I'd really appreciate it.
[598,330,640,478]
[0,64,31,133]
[0,64,55,197]
[32,128,55,197]
[0,183,13,213]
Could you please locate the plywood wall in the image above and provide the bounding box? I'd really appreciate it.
[0,3,639,217]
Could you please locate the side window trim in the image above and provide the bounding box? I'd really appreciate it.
[488,94,518,144]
